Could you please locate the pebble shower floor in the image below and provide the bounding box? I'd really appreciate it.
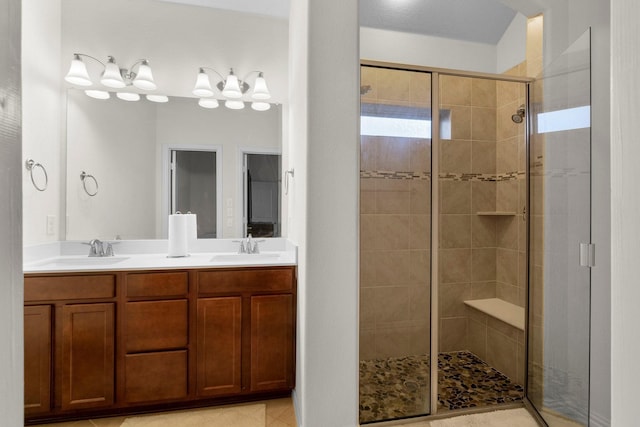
[359,351,524,424]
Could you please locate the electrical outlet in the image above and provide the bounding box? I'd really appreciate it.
[226,218,233,227]
[226,207,233,217]
[46,215,56,235]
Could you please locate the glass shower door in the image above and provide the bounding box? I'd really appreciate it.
[527,29,592,426]
[359,66,432,423]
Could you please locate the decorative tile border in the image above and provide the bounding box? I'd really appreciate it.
[360,170,525,182]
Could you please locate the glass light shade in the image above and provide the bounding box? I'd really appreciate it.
[84,90,110,100]
[193,70,214,97]
[101,57,126,88]
[198,98,220,109]
[65,56,92,86]
[251,101,271,111]
[116,92,140,101]
[146,94,168,103]
[251,74,271,100]
[132,61,157,90]
[225,99,245,110]
[221,71,242,98]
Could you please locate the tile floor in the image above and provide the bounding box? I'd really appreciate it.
[359,351,524,423]
[33,397,297,427]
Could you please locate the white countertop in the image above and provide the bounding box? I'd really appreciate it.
[24,239,297,274]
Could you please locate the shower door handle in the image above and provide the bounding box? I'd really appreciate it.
[579,243,595,267]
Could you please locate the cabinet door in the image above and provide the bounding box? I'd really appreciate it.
[197,297,242,397]
[24,305,51,415]
[250,294,294,392]
[61,303,114,411]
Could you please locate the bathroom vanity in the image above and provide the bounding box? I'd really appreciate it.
[23,240,296,424]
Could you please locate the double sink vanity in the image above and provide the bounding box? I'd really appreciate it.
[23,238,297,424]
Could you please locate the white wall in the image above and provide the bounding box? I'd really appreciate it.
[611,1,639,425]
[360,26,498,73]
[22,0,63,245]
[496,13,528,73]
[0,0,24,424]
[289,0,360,425]
[62,0,288,102]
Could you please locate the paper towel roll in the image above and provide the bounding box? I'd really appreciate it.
[185,213,197,252]
[168,213,188,257]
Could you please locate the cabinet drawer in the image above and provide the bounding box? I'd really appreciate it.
[24,275,115,302]
[125,300,188,352]
[198,268,294,295]
[124,350,188,403]
[124,300,188,353]
[126,272,188,298]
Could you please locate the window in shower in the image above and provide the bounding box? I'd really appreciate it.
[359,65,432,423]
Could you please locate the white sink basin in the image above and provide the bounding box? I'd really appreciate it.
[210,253,281,262]
[33,256,130,267]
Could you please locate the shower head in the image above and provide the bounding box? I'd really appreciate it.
[512,105,525,124]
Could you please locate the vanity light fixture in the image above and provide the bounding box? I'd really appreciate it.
[64,53,165,102]
[192,67,271,111]
[146,94,169,103]
[84,90,110,100]
[116,92,140,102]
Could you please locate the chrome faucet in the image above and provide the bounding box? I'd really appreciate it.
[87,239,114,257]
[245,234,265,254]
[233,234,265,254]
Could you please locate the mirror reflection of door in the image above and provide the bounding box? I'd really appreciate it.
[243,153,281,238]
[170,149,218,238]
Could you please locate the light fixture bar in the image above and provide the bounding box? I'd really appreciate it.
[194,67,272,111]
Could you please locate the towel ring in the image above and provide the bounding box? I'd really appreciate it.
[284,168,294,195]
[80,171,99,196]
[25,159,48,192]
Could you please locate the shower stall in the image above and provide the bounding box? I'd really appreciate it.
[359,30,592,426]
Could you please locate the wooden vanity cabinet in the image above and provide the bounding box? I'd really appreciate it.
[196,296,243,397]
[196,267,295,395]
[24,305,52,415]
[121,272,189,405]
[24,274,116,416]
[250,294,294,392]
[24,266,295,423]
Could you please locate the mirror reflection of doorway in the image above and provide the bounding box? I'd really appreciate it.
[170,149,219,238]
[243,152,281,238]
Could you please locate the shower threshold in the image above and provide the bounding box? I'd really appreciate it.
[359,351,523,424]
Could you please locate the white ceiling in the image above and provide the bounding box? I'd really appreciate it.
[360,0,518,45]
[156,0,290,19]
[160,0,519,45]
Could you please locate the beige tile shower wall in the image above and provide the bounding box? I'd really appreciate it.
[496,76,527,307]
[360,67,432,361]
[439,75,498,352]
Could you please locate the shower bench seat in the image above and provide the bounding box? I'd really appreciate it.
[464,298,525,331]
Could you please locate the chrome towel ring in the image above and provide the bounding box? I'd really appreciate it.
[25,159,48,192]
[80,171,99,196]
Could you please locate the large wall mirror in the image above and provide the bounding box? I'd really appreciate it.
[65,89,282,241]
